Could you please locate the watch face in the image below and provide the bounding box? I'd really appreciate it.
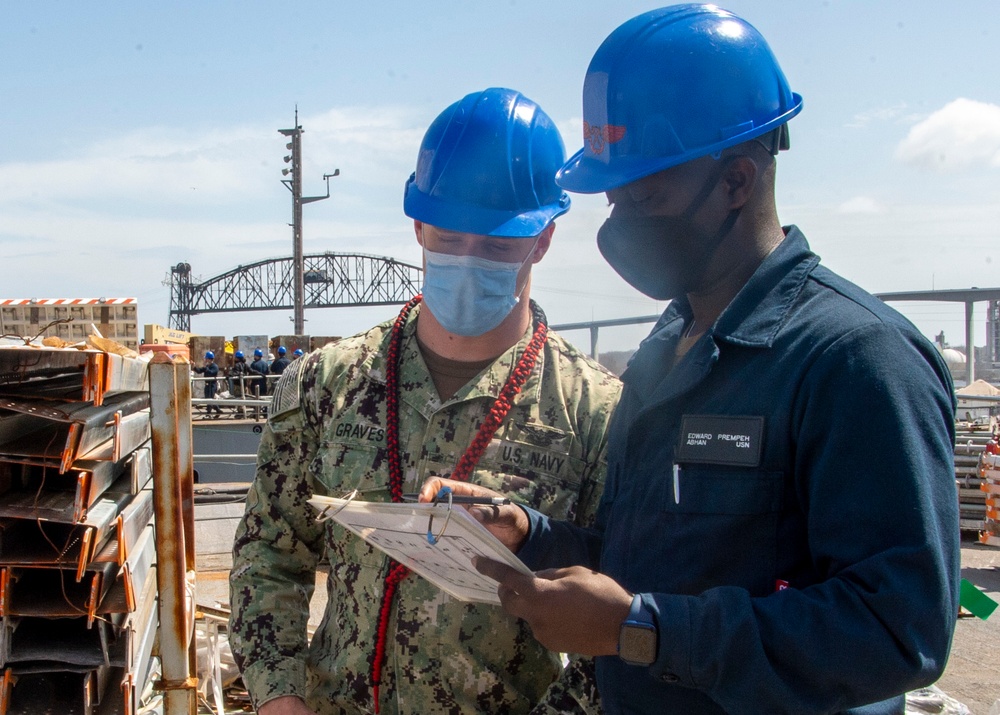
[619,624,658,666]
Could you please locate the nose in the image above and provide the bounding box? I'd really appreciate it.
[605,185,639,207]
[626,181,655,203]
[607,183,653,218]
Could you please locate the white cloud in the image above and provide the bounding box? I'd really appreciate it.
[0,105,435,332]
[0,106,428,208]
[837,196,884,214]
[297,106,426,188]
[895,98,1000,171]
[845,103,911,130]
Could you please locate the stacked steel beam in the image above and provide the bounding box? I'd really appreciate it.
[954,421,995,532]
[980,437,1000,547]
[0,345,157,715]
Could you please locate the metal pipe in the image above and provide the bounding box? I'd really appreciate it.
[190,375,281,383]
[192,454,258,461]
[179,377,197,573]
[191,398,269,406]
[149,354,198,715]
[550,315,660,360]
[965,300,975,385]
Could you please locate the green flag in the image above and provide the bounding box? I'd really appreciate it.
[959,578,998,620]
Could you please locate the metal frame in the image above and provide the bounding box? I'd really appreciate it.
[167,252,422,331]
[149,354,198,715]
[876,287,1000,385]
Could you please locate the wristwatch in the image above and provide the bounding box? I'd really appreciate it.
[618,593,658,666]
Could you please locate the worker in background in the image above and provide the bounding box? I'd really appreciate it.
[291,348,304,360]
[270,346,291,376]
[429,7,960,714]
[192,350,222,417]
[250,348,269,397]
[230,349,252,401]
[230,87,622,715]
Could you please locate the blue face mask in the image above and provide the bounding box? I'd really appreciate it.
[421,246,533,337]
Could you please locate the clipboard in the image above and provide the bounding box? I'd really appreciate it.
[307,493,533,605]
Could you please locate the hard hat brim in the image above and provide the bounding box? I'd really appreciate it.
[557,96,803,194]
[404,181,570,237]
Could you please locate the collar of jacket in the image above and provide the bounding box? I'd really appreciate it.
[363,302,547,418]
[652,225,820,350]
[618,227,818,404]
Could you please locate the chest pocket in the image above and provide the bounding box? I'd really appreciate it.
[661,464,784,595]
[310,435,390,569]
[668,465,783,515]
[310,426,389,498]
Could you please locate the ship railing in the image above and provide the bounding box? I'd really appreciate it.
[189,374,273,420]
[956,394,1000,403]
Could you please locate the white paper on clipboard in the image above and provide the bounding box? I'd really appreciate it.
[307,494,534,605]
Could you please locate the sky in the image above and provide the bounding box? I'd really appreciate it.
[2,1,999,354]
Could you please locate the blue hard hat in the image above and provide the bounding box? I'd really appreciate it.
[253,348,263,358]
[277,346,286,356]
[235,350,244,359]
[403,87,571,237]
[293,348,303,356]
[204,351,214,360]
[557,4,803,193]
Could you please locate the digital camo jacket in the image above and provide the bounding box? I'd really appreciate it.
[229,304,622,715]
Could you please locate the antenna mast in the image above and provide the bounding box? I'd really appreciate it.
[279,107,339,334]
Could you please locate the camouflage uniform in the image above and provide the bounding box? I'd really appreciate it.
[230,304,622,714]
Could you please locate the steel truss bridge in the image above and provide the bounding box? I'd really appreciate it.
[168,253,422,331]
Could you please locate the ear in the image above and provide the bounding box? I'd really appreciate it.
[413,220,424,247]
[531,224,555,264]
[721,155,759,210]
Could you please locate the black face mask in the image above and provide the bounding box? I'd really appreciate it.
[597,158,740,301]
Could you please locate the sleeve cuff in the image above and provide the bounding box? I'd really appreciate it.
[644,592,694,687]
[515,506,546,569]
[241,657,309,710]
[516,506,602,571]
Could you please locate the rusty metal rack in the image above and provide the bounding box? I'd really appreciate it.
[0,448,150,525]
[0,345,196,715]
[955,424,994,532]
[0,393,150,475]
[0,347,149,407]
[954,390,1000,534]
[979,441,1000,547]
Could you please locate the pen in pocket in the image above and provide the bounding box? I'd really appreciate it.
[673,463,681,505]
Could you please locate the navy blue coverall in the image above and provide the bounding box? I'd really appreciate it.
[519,227,960,714]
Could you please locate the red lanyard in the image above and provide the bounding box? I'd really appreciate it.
[371,294,547,713]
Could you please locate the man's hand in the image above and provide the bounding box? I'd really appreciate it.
[475,559,633,656]
[258,696,316,715]
[418,477,530,553]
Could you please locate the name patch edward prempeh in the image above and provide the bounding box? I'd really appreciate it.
[675,415,764,467]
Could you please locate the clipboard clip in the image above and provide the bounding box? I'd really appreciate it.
[426,487,456,545]
[314,489,359,522]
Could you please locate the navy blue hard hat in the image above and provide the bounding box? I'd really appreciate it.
[253,348,263,358]
[557,4,803,193]
[235,350,244,359]
[277,346,287,356]
[204,351,215,360]
[293,348,304,356]
[404,87,571,237]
